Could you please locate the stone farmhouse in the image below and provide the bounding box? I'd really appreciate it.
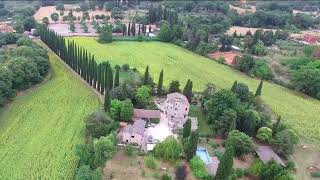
[163,92,198,130]
[119,119,147,147]
[118,92,198,148]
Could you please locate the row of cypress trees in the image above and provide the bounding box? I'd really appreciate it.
[39,27,118,96]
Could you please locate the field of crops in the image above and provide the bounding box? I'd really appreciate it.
[0,43,100,179]
[69,37,320,144]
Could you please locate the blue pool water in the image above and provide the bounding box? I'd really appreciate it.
[196,147,212,165]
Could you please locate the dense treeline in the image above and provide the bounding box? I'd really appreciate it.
[0,33,49,106]
[39,26,114,95]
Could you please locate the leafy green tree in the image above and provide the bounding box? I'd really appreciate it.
[136,85,151,108]
[75,143,94,167]
[56,3,65,11]
[190,156,208,179]
[219,34,233,51]
[233,82,252,103]
[257,127,273,143]
[234,54,255,73]
[98,24,112,43]
[226,130,253,157]
[154,136,183,162]
[69,20,76,32]
[216,109,237,137]
[206,89,238,124]
[120,99,134,122]
[157,69,164,96]
[93,133,117,168]
[290,61,320,99]
[169,80,181,93]
[85,110,116,139]
[75,165,102,180]
[215,144,234,180]
[241,109,261,136]
[262,31,274,46]
[260,160,293,180]
[254,61,273,80]
[272,129,299,156]
[255,81,264,97]
[50,13,59,23]
[158,21,172,42]
[42,17,49,26]
[110,99,133,122]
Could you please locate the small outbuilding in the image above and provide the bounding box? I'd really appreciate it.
[255,145,285,166]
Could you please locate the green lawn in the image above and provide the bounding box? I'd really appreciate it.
[69,37,320,144]
[0,43,100,179]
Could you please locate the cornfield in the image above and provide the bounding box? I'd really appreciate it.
[0,46,100,179]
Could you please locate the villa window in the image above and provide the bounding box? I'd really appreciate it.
[131,136,134,138]
[185,108,187,111]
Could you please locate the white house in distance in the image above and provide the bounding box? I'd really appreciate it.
[163,92,197,130]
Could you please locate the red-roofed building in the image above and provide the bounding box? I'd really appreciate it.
[0,24,14,33]
[208,51,242,65]
[303,34,318,44]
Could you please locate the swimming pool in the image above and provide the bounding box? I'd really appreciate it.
[196,147,212,165]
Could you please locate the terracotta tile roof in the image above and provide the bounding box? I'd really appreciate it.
[123,119,146,136]
[134,109,160,119]
[208,51,242,65]
[255,145,285,166]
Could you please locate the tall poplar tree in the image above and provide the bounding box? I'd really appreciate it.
[157,69,163,96]
[114,68,120,87]
[143,66,150,85]
[215,144,234,179]
[255,81,263,97]
[104,89,111,113]
[183,79,193,102]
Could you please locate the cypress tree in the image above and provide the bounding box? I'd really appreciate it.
[104,89,111,113]
[143,66,150,85]
[183,118,191,139]
[215,145,234,180]
[138,25,141,35]
[108,65,113,90]
[122,24,126,36]
[183,79,193,103]
[103,63,109,94]
[114,68,120,87]
[97,64,101,92]
[231,80,237,92]
[187,131,198,161]
[255,81,263,97]
[128,22,131,36]
[157,69,163,96]
[131,21,135,36]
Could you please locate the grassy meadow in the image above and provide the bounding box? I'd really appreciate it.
[69,37,320,144]
[0,43,100,179]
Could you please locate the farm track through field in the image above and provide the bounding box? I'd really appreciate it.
[69,37,320,144]
[0,41,100,179]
